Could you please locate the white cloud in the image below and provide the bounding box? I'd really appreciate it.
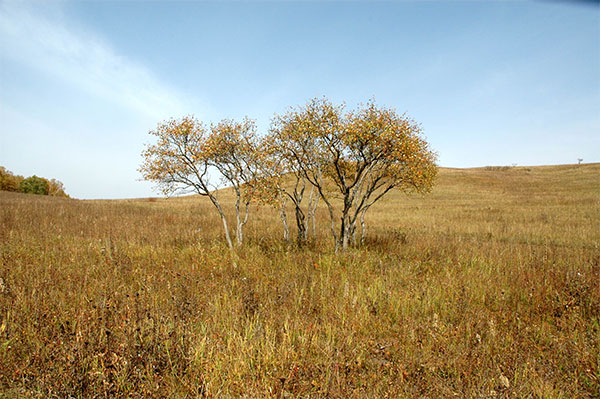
[0,1,187,120]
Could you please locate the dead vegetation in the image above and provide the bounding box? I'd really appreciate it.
[0,164,598,398]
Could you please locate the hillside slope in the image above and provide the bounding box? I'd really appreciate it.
[0,163,598,398]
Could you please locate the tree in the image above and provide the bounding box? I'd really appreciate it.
[0,167,68,197]
[204,118,265,247]
[0,167,23,192]
[262,134,320,246]
[20,175,49,195]
[139,116,263,250]
[270,97,438,251]
[48,179,69,197]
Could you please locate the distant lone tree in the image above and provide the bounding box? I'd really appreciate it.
[139,116,264,250]
[578,158,583,165]
[270,97,438,251]
[20,175,49,195]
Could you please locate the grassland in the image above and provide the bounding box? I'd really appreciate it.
[0,164,598,398]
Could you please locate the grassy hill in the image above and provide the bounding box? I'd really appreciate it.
[0,164,598,398]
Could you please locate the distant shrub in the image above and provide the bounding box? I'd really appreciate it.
[20,175,49,195]
[484,166,511,171]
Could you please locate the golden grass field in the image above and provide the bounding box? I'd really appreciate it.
[0,164,598,398]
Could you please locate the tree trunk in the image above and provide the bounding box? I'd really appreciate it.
[279,193,290,242]
[311,181,338,251]
[340,213,351,252]
[342,226,350,251]
[311,195,319,239]
[305,185,319,240]
[221,214,234,250]
[235,199,250,248]
[234,190,243,247]
[350,221,357,246]
[359,207,367,245]
[328,205,339,252]
[295,203,306,246]
[236,213,243,247]
[207,193,234,250]
[339,193,353,251]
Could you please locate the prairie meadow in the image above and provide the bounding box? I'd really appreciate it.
[0,163,598,398]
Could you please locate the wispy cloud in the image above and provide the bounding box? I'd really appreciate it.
[0,1,187,119]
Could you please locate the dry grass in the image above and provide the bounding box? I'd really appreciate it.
[0,164,598,398]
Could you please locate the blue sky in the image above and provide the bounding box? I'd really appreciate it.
[1,1,598,199]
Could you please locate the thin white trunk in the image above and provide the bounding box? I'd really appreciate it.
[221,215,234,250]
[311,193,319,239]
[214,200,234,250]
[234,189,242,247]
[279,193,290,241]
[234,195,250,247]
[206,192,234,250]
[305,185,319,240]
[238,200,250,246]
[359,207,367,245]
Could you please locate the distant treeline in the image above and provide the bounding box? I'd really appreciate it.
[0,166,69,197]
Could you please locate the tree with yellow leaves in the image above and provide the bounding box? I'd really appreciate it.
[139,116,263,250]
[270,97,438,251]
[262,133,320,246]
